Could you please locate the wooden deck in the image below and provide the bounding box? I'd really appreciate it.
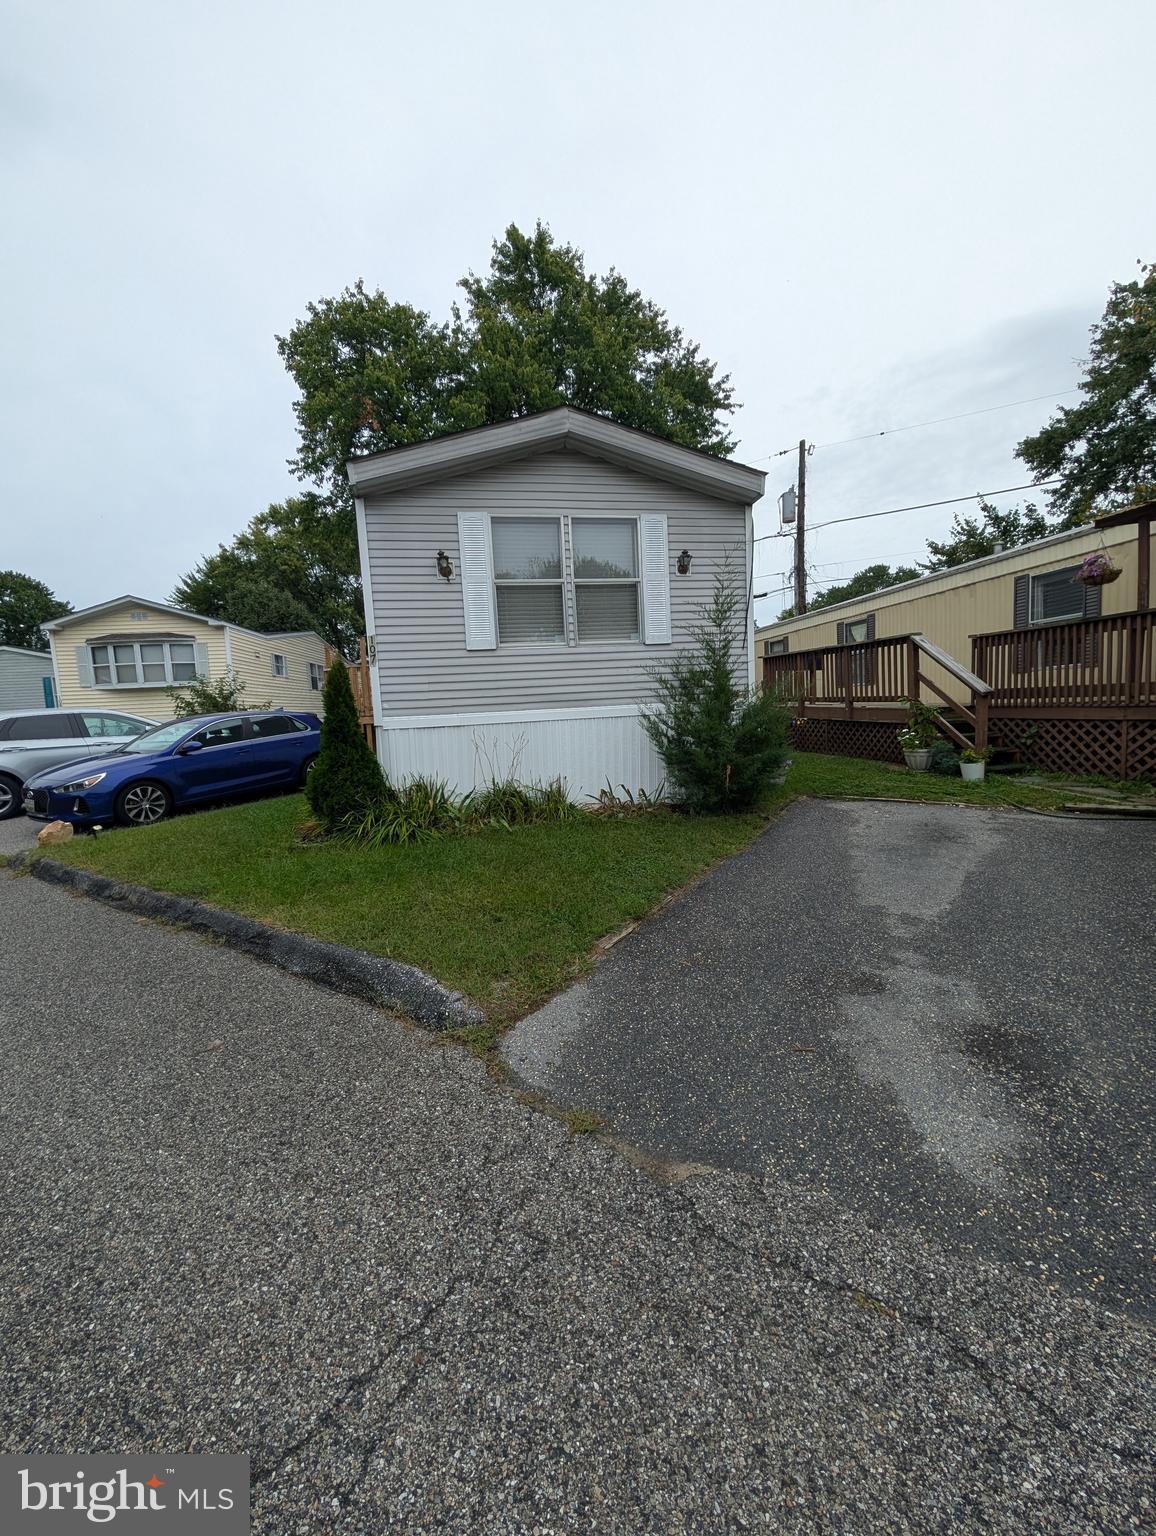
[763,614,1156,778]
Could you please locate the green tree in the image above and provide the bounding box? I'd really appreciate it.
[777,562,921,620]
[0,571,72,650]
[642,564,789,813]
[182,221,738,653]
[166,671,269,718]
[1017,260,1156,522]
[456,222,736,454]
[276,288,473,500]
[922,498,1053,572]
[172,494,363,650]
[305,660,385,833]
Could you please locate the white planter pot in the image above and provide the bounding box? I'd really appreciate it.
[903,749,932,772]
[960,761,985,782]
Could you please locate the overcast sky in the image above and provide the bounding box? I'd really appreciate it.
[3,0,1152,627]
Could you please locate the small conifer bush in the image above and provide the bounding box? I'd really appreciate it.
[305,658,386,832]
[641,565,789,813]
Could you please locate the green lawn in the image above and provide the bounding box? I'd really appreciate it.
[37,751,1098,1021]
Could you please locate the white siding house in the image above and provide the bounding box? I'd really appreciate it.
[349,408,766,798]
[0,646,57,711]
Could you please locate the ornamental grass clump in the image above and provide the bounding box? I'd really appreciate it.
[342,774,579,845]
[305,659,387,833]
[641,565,789,813]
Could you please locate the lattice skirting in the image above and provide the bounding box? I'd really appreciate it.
[993,716,1156,781]
[791,717,904,763]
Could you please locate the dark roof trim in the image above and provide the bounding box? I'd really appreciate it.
[1093,499,1156,529]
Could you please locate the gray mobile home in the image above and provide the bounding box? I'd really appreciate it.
[0,646,57,711]
[349,408,766,798]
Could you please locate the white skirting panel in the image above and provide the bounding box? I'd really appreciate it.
[377,706,666,802]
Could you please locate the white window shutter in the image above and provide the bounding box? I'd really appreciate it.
[457,511,497,650]
[194,642,210,677]
[639,514,672,645]
[75,645,95,687]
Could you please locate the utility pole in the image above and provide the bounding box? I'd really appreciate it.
[794,438,808,615]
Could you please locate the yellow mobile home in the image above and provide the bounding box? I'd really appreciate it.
[757,505,1155,779]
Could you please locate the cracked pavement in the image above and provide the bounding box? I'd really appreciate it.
[506,798,1156,1320]
[1,864,1154,1532]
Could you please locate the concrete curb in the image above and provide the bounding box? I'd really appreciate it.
[28,857,484,1031]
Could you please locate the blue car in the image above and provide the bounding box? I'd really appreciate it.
[23,710,321,828]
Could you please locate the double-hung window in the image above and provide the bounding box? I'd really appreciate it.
[572,519,640,641]
[89,640,198,686]
[491,516,641,645]
[492,518,566,643]
[272,653,288,678]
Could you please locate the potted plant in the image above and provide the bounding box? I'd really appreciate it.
[897,698,938,771]
[1076,551,1121,586]
[959,745,990,782]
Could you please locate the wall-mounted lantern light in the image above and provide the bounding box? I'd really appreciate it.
[676,548,693,575]
[435,549,454,581]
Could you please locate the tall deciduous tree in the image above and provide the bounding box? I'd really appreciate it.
[180,222,738,641]
[922,499,1053,571]
[172,494,363,651]
[1017,260,1156,521]
[0,571,72,650]
[777,562,921,620]
[457,223,736,454]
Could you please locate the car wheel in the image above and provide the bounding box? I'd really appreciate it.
[300,755,318,786]
[116,780,172,827]
[0,773,22,821]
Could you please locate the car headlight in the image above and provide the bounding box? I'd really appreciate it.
[54,772,107,793]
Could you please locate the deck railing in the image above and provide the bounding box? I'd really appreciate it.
[762,632,991,750]
[971,610,1156,711]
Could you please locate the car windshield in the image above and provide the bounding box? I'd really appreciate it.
[117,719,199,754]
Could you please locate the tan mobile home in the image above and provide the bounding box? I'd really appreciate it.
[43,597,329,720]
[757,505,1155,779]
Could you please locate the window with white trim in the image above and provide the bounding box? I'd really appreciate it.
[272,653,288,678]
[89,640,198,686]
[764,637,788,656]
[572,518,640,641]
[491,516,641,645]
[309,661,324,691]
[492,517,565,643]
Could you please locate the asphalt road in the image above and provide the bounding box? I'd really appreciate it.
[1,862,1153,1533]
[506,799,1156,1320]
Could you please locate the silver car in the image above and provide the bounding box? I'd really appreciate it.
[0,708,157,819]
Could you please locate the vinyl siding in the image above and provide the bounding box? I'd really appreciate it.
[755,522,1142,699]
[364,452,750,717]
[50,603,228,718]
[0,647,55,711]
[49,602,327,717]
[227,628,328,713]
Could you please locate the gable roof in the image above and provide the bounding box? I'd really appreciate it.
[346,406,766,505]
[40,596,324,646]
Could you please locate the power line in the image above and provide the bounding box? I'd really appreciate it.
[746,385,1080,464]
[754,478,1061,541]
[811,388,1081,451]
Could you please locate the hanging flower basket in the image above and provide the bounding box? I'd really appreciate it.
[1077,552,1121,586]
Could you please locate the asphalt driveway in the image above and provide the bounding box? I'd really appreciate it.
[505,798,1156,1319]
[1,853,1153,1532]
